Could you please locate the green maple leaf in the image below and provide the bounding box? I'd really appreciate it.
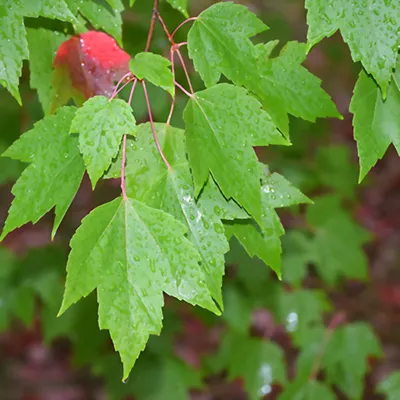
[188,2,267,88]
[130,53,175,96]
[59,195,219,379]
[165,0,188,18]
[1,107,85,240]
[279,381,336,400]
[306,195,371,285]
[225,169,311,277]
[65,0,124,42]
[350,69,400,181]
[107,123,247,307]
[214,332,286,400]
[305,0,400,94]
[183,83,288,222]
[0,1,76,103]
[255,41,341,134]
[27,28,68,114]
[378,371,400,400]
[70,96,136,188]
[322,322,382,398]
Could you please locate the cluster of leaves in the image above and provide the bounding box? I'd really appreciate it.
[1,0,400,399]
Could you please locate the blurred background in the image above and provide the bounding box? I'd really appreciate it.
[1,0,400,399]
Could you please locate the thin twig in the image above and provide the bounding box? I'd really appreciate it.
[145,0,159,52]
[109,72,133,101]
[121,79,138,200]
[175,81,193,98]
[167,47,176,125]
[176,49,194,93]
[171,17,198,39]
[121,134,128,200]
[142,80,171,169]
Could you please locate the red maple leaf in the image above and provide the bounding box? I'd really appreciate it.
[51,31,131,112]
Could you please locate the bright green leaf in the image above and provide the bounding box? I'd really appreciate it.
[255,41,341,134]
[305,0,400,94]
[60,196,219,379]
[183,83,288,222]
[187,2,267,87]
[70,96,136,188]
[1,107,85,240]
[350,69,400,182]
[130,52,174,96]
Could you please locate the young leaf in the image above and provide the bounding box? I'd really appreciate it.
[350,69,400,181]
[60,196,219,379]
[130,53,174,96]
[70,95,136,188]
[305,0,400,94]
[254,41,341,134]
[183,83,288,222]
[187,2,267,88]
[165,0,188,18]
[107,123,247,307]
[322,322,382,399]
[27,28,68,114]
[65,0,124,43]
[377,371,400,400]
[1,107,85,240]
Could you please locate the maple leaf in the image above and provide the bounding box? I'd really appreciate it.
[225,168,311,277]
[187,3,340,134]
[106,123,247,307]
[254,41,341,134]
[305,0,400,94]
[183,83,288,223]
[59,196,219,379]
[188,2,267,88]
[350,69,400,181]
[70,95,136,188]
[0,107,85,240]
[0,0,76,103]
[130,53,174,96]
[51,31,131,111]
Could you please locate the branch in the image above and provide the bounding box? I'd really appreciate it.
[171,17,198,39]
[142,80,171,170]
[145,0,159,52]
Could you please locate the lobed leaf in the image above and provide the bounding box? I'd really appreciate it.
[1,107,85,240]
[60,196,219,379]
[305,0,400,94]
[70,95,136,188]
